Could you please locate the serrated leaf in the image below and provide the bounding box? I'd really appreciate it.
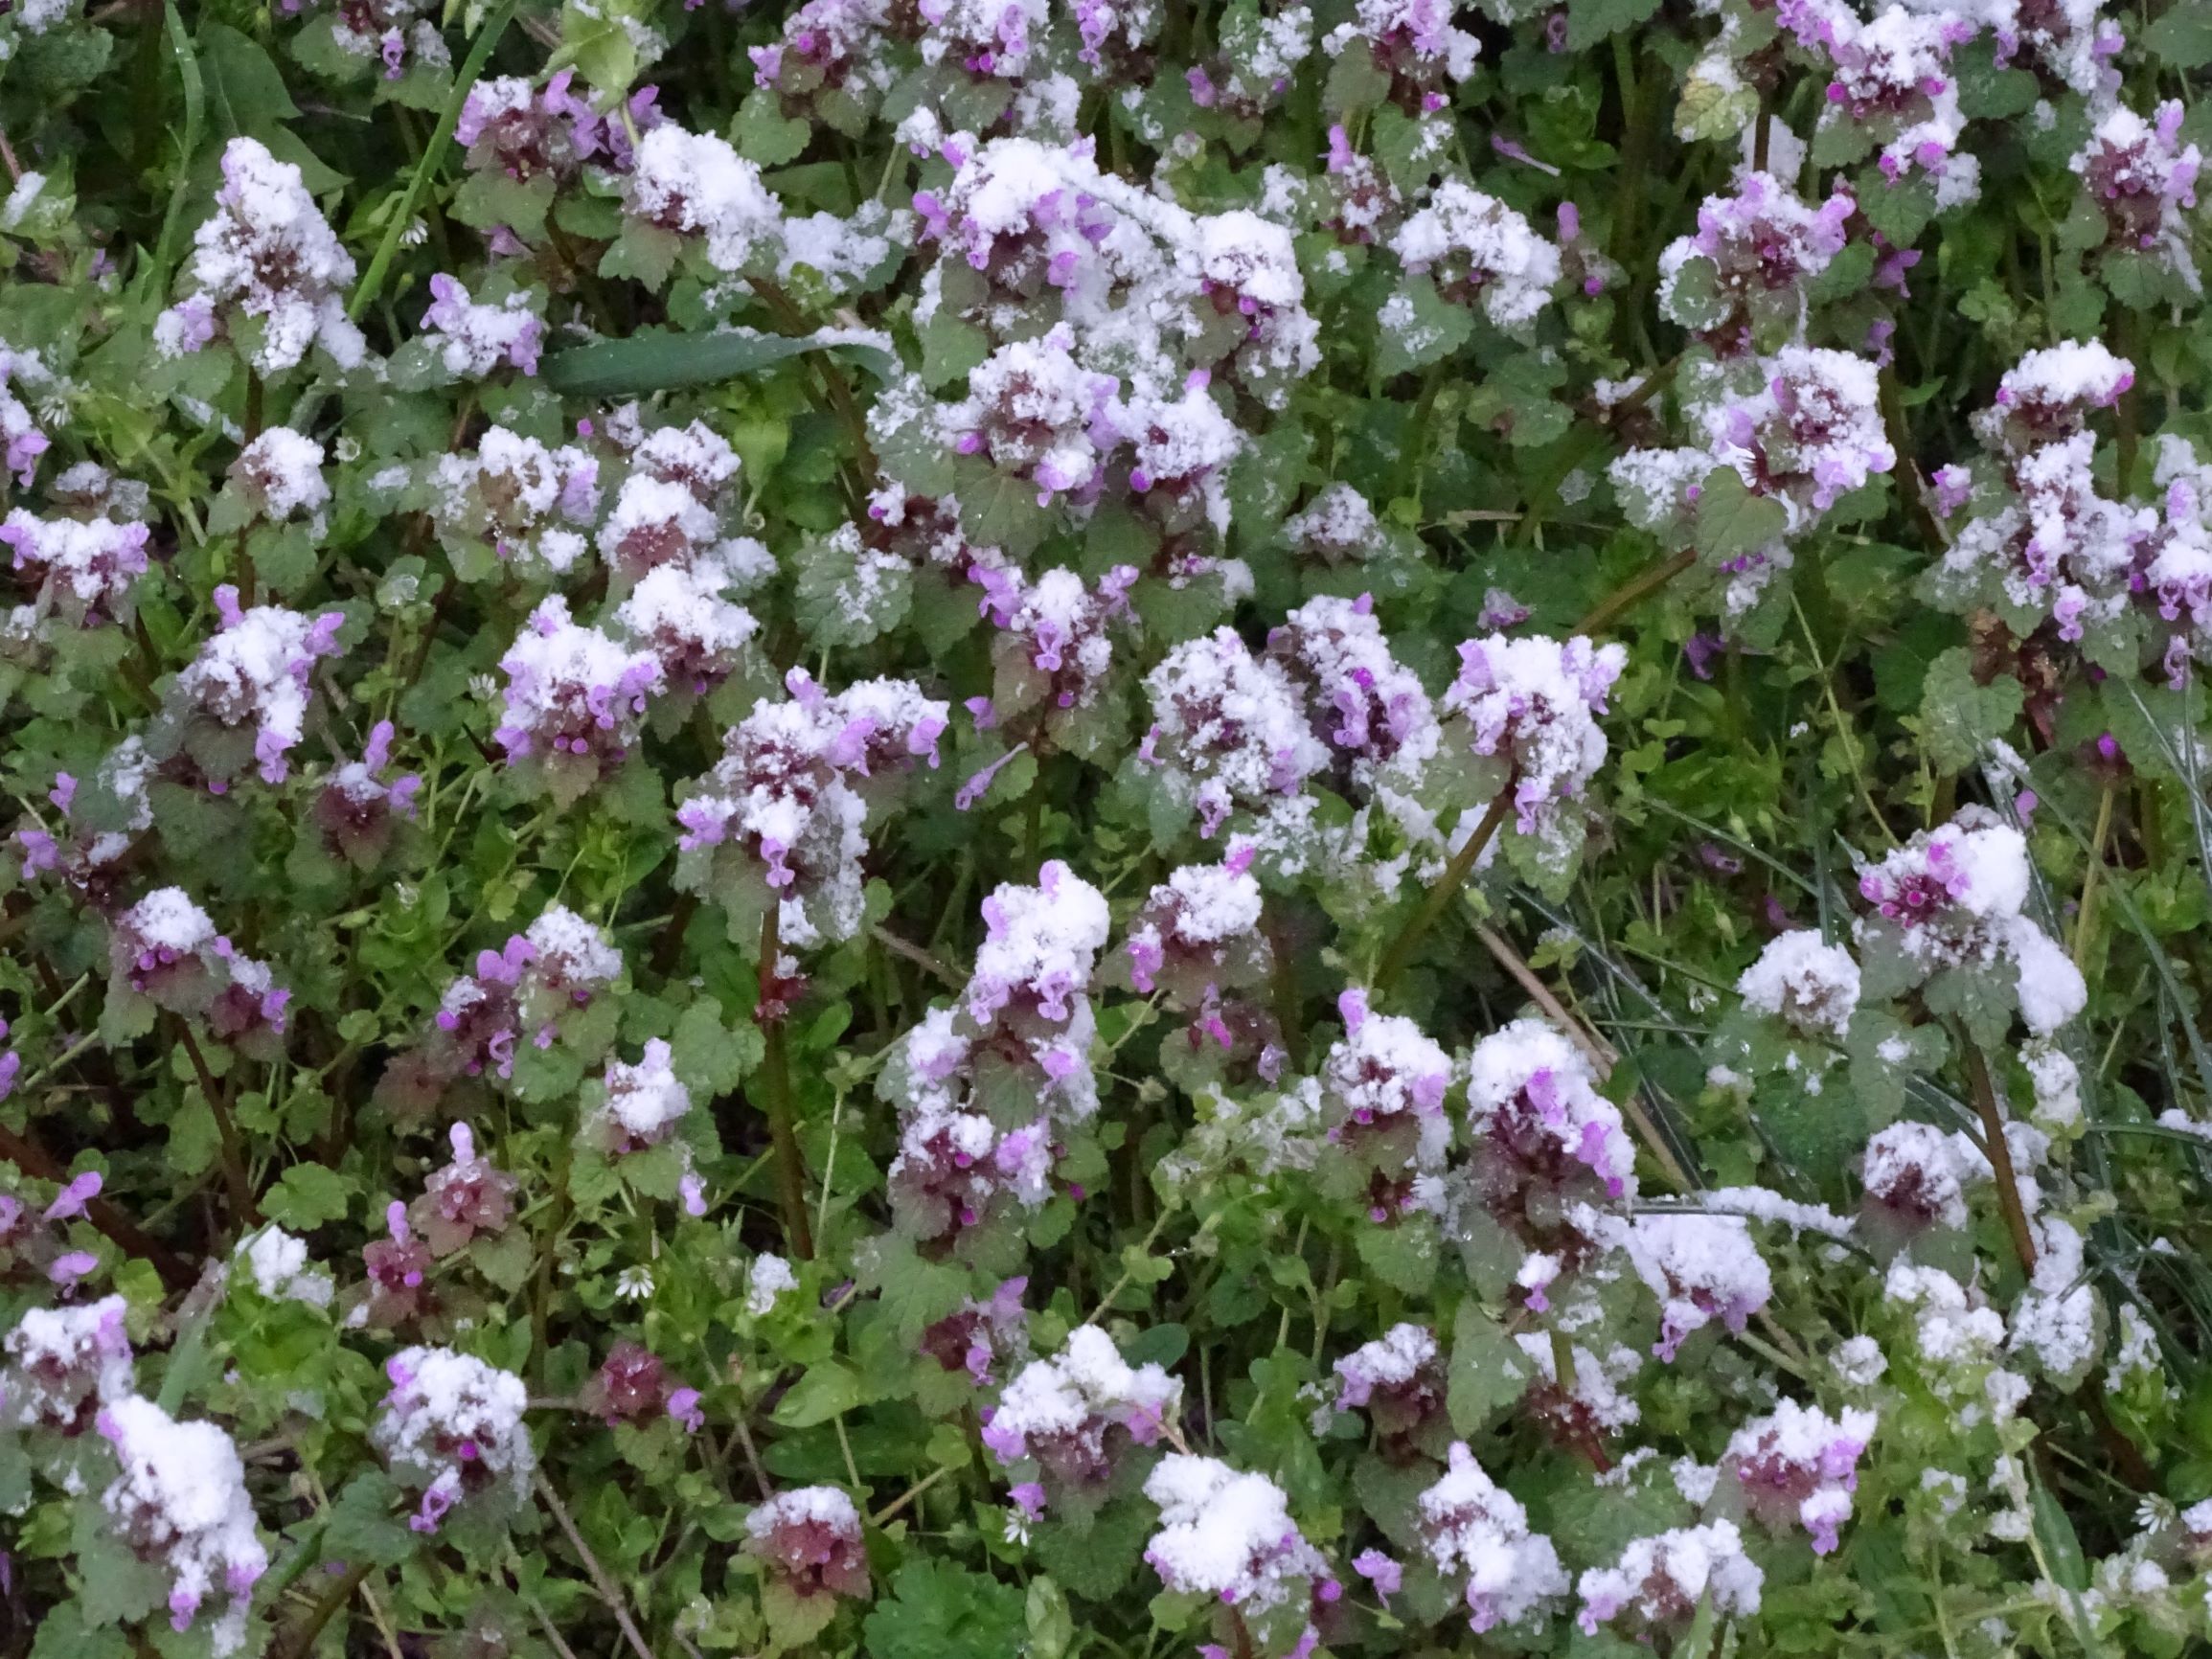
[1917,647,2023,773]
[1447,1299,1532,1436]
[262,1161,352,1229]
[864,1560,1024,1659]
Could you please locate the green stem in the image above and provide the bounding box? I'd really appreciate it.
[349,0,520,323]
[757,909,815,1260]
[1376,790,1514,991]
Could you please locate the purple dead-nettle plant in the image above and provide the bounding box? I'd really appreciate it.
[2,1294,133,1435]
[1927,340,2149,653]
[0,342,51,489]
[313,718,422,867]
[675,669,949,948]
[580,1340,704,1432]
[153,137,366,375]
[1851,807,2086,1037]
[1,504,150,634]
[747,0,904,127]
[1267,594,1444,861]
[1461,1017,1636,1299]
[2069,102,2202,294]
[156,587,345,790]
[1142,1454,1334,1659]
[310,0,450,77]
[1574,1518,1764,1637]
[1724,1399,1877,1554]
[1416,1442,1569,1634]
[13,738,154,907]
[1859,1119,1984,1240]
[428,425,604,582]
[96,1396,269,1655]
[410,1122,518,1256]
[597,416,768,586]
[456,71,616,190]
[1655,171,1857,354]
[1437,631,1624,871]
[919,1275,1033,1385]
[582,1037,712,1216]
[971,560,1140,742]
[624,123,787,277]
[104,886,287,1054]
[492,595,667,803]
[359,1200,434,1329]
[1321,0,1481,111]
[1735,929,1863,1040]
[1312,988,1452,1223]
[1786,1,1978,204]
[373,1346,534,1534]
[1329,1322,1448,1454]
[982,1324,1182,1515]
[378,901,627,1112]
[1388,179,1562,333]
[1600,1210,1777,1361]
[742,1487,871,1604]
[1184,2,1313,125]
[1140,625,1329,853]
[2142,434,2212,681]
[415,275,544,379]
[1118,843,1276,1068]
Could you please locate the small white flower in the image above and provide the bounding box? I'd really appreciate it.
[615,1265,655,1301]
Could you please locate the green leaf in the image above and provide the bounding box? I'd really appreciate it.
[864,1560,1025,1659]
[2146,1,2212,67]
[1357,1216,1440,1295]
[670,997,764,1097]
[1447,1298,1533,1436]
[262,1161,352,1229]
[1916,647,2023,773]
[1568,0,1660,49]
[1692,466,1789,562]
[541,326,900,397]
[771,1360,866,1427]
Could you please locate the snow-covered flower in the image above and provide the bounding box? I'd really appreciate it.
[411,1123,517,1256]
[2069,102,2201,293]
[237,1227,335,1307]
[430,425,601,579]
[1853,807,2086,1035]
[3,1294,133,1433]
[1317,989,1452,1221]
[97,1397,269,1654]
[1736,930,1860,1038]
[155,137,364,374]
[1,509,150,628]
[1440,633,1624,838]
[743,1487,869,1598]
[373,1347,534,1533]
[1725,1399,1876,1554]
[1143,1454,1331,1616]
[983,1326,1181,1506]
[420,275,542,376]
[625,125,783,274]
[1576,1519,1763,1634]
[1391,180,1561,330]
[167,587,346,786]
[1142,626,1329,843]
[491,595,665,786]
[1656,172,1855,352]
[229,427,329,522]
[1614,1213,1774,1360]
[1418,1442,1569,1632]
[674,669,947,948]
[1465,1018,1638,1258]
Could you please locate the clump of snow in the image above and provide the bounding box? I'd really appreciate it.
[1737,930,1860,1038]
[1417,1442,1569,1632]
[374,1346,534,1533]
